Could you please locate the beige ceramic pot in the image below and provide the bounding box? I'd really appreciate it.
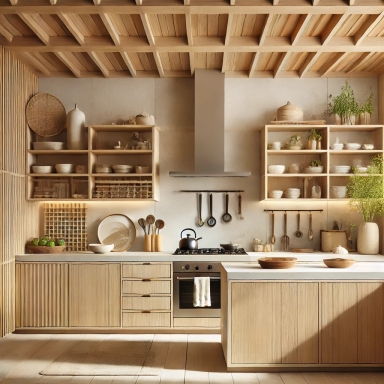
[357,222,379,255]
[359,111,371,125]
[276,101,303,122]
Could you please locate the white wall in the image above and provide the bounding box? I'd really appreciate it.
[39,76,378,252]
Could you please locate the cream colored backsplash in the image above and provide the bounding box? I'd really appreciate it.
[39,77,379,252]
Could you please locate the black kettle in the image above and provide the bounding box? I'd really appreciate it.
[179,228,202,250]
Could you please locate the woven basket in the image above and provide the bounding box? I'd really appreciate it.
[26,93,66,137]
[28,245,66,254]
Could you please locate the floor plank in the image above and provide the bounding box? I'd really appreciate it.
[160,334,188,384]
[257,373,284,384]
[112,377,138,383]
[69,378,94,383]
[279,373,307,384]
[366,372,384,384]
[184,334,211,384]
[38,376,73,383]
[324,372,355,384]
[301,373,332,384]
[232,372,259,384]
[90,378,115,384]
[346,372,377,384]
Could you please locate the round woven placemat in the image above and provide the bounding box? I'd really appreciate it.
[26,93,66,137]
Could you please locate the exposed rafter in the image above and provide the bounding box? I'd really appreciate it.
[184,0,190,4]
[186,13,193,46]
[18,13,50,45]
[248,52,261,77]
[135,0,143,4]
[120,52,136,77]
[153,51,164,77]
[140,13,155,46]
[321,14,349,45]
[58,12,85,45]
[93,0,101,4]
[274,52,289,78]
[55,52,81,77]
[259,14,273,46]
[17,52,50,76]
[299,51,321,78]
[291,14,311,45]
[89,52,110,77]
[355,12,384,46]
[9,0,17,4]
[312,0,320,5]
[100,13,120,46]
[0,24,13,42]
[346,52,375,73]
[189,52,195,76]
[273,0,279,4]
[50,0,57,4]
[319,52,348,77]
[222,13,233,73]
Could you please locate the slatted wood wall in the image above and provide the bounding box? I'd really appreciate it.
[0,48,39,338]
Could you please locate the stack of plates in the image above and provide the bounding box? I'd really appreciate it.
[33,142,65,150]
[285,188,300,199]
[112,165,134,174]
[269,190,283,199]
[96,164,112,173]
[32,165,53,174]
[344,143,361,150]
[330,165,351,174]
[330,186,347,199]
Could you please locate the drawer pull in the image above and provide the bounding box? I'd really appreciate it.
[142,310,151,313]
[142,279,151,282]
[143,263,151,265]
[142,294,151,297]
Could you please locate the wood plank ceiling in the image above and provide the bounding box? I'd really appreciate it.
[1,0,384,79]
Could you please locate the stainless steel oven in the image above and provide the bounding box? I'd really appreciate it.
[173,262,221,318]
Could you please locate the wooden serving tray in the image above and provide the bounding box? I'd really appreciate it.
[292,248,315,253]
[270,120,326,125]
[258,257,297,269]
[323,258,356,269]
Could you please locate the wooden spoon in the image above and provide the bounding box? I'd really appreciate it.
[138,218,146,235]
[309,212,313,240]
[146,215,155,235]
[156,219,165,234]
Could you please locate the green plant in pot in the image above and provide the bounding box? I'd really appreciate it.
[307,129,323,149]
[346,155,384,254]
[325,81,359,125]
[305,159,323,174]
[286,135,302,150]
[358,93,373,125]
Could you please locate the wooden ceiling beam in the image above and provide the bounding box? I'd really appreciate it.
[222,13,233,73]
[16,52,50,76]
[184,0,190,4]
[189,52,195,76]
[273,0,279,5]
[321,14,349,45]
[140,13,155,46]
[93,0,101,4]
[89,51,109,77]
[9,0,17,4]
[100,13,120,46]
[291,14,311,45]
[153,51,164,77]
[186,13,193,46]
[319,52,348,77]
[259,14,273,46]
[58,12,85,45]
[299,51,321,78]
[274,52,290,78]
[50,0,57,4]
[230,0,236,4]
[0,24,13,42]
[312,0,320,4]
[355,12,384,46]
[120,52,136,77]
[346,52,375,73]
[18,13,50,45]
[54,51,81,77]
[248,52,261,77]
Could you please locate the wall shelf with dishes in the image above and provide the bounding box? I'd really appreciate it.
[26,125,159,201]
[262,125,384,201]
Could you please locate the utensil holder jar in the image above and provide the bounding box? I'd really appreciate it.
[145,234,152,252]
[155,235,162,252]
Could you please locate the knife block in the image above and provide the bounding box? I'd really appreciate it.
[155,235,162,252]
[145,235,152,252]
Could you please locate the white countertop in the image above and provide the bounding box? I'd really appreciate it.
[222,262,384,280]
[15,251,384,263]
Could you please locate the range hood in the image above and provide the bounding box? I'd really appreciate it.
[169,69,251,177]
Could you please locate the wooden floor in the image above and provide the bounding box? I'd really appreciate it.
[0,333,384,384]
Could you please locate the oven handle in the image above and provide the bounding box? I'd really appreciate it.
[176,277,220,280]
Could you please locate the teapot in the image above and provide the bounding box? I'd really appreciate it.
[179,228,202,250]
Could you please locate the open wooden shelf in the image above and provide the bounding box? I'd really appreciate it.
[262,124,384,201]
[27,125,160,201]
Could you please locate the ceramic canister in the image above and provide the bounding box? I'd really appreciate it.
[67,104,86,150]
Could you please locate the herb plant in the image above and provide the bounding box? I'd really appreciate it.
[310,160,322,167]
[308,129,322,141]
[359,93,374,115]
[346,155,384,222]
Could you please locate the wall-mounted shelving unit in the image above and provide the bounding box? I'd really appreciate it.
[262,125,384,201]
[26,125,160,202]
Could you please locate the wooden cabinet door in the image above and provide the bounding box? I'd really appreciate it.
[70,263,121,327]
[321,282,384,364]
[231,282,318,365]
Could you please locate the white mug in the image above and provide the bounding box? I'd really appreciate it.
[272,142,281,150]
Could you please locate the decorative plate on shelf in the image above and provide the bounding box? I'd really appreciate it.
[98,214,136,252]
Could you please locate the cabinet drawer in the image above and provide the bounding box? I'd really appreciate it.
[122,264,171,279]
[122,296,171,311]
[122,312,171,327]
[122,280,171,295]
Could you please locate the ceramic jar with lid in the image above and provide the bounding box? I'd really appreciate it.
[276,102,303,122]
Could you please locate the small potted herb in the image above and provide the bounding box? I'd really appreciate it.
[305,159,323,174]
[358,93,373,125]
[306,129,323,149]
[286,135,303,150]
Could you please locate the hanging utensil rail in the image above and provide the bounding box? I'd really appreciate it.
[180,190,244,193]
[264,209,323,212]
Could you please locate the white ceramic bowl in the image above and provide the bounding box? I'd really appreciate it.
[33,142,65,150]
[89,244,114,254]
[330,186,347,198]
[267,165,285,174]
[135,166,150,174]
[304,166,324,174]
[55,164,74,174]
[331,143,344,150]
[112,165,134,174]
[345,143,361,150]
[269,190,284,199]
[32,166,53,174]
[362,144,374,150]
[355,166,368,173]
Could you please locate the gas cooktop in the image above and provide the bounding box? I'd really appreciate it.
[173,248,248,255]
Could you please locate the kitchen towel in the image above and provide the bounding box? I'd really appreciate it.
[193,276,211,307]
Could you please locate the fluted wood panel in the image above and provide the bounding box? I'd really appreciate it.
[0,49,39,337]
[15,263,69,328]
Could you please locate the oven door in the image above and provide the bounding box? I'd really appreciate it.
[173,273,221,318]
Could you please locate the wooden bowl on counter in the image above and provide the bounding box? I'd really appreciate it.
[323,258,356,269]
[28,245,66,254]
[258,257,297,269]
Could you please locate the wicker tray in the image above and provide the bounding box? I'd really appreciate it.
[28,245,66,254]
[26,93,66,137]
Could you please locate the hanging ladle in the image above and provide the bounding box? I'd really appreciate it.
[294,212,303,238]
[196,193,204,227]
[207,193,217,227]
[222,193,232,223]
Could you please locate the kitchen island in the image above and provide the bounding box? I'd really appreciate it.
[221,261,384,371]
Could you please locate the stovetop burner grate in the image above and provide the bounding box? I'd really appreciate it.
[173,248,248,255]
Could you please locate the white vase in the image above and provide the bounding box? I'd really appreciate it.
[357,222,379,255]
[67,104,86,150]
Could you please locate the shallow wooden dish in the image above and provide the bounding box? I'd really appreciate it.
[28,245,66,254]
[292,248,315,253]
[323,258,356,269]
[258,257,297,269]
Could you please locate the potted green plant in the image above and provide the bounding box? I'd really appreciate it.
[286,135,302,150]
[346,155,384,254]
[358,93,373,125]
[306,129,323,149]
[305,159,323,174]
[325,82,359,125]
